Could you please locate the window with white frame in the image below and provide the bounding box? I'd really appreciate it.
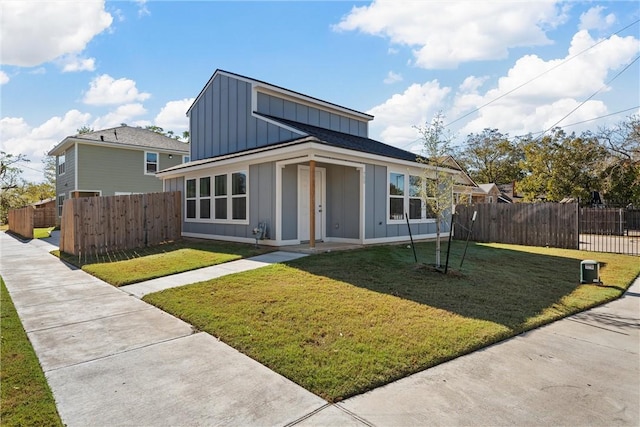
[57,194,65,217]
[58,151,66,175]
[388,172,437,222]
[199,177,211,219]
[186,179,196,219]
[145,151,158,174]
[186,170,248,222]
[183,155,190,163]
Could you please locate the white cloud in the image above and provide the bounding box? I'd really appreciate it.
[0,1,112,67]
[335,0,565,68]
[91,103,148,129]
[383,71,403,84]
[154,98,194,134]
[61,55,96,72]
[454,29,640,136]
[367,81,451,145]
[579,6,616,31]
[0,70,8,85]
[83,74,151,106]
[0,111,91,183]
[29,68,47,75]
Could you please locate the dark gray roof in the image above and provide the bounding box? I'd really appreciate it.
[61,126,189,153]
[259,115,421,163]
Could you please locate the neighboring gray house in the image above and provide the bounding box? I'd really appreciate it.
[157,69,458,247]
[48,125,190,218]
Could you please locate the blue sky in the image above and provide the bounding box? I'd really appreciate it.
[1,0,639,183]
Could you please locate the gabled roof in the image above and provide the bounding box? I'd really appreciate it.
[48,126,190,156]
[478,183,501,194]
[259,115,420,163]
[187,69,374,122]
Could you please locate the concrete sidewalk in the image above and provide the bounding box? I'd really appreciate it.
[0,232,328,426]
[1,230,638,426]
[123,251,308,298]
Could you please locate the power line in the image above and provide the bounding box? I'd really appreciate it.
[445,19,640,128]
[536,55,640,138]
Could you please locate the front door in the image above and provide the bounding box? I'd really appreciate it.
[298,165,325,242]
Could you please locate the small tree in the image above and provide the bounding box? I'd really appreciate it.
[414,112,455,268]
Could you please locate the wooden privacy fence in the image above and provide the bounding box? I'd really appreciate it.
[34,205,57,228]
[8,206,34,239]
[59,192,182,257]
[454,203,579,249]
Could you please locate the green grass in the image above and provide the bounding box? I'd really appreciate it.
[143,241,640,402]
[55,239,274,286]
[0,277,63,426]
[33,227,55,239]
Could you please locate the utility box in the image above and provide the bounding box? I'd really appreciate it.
[580,260,600,284]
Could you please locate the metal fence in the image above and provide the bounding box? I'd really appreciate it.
[579,207,640,256]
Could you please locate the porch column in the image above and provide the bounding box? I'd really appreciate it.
[309,160,316,248]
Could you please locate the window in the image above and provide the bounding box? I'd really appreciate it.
[389,172,404,220]
[186,179,196,219]
[145,152,158,174]
[183,155,190,163]
[186,171,248,222]
[58,151,66,175]
[231,172,247,220]
[57,194,65,217]
[389,172,437,222]
[199,177,211,219]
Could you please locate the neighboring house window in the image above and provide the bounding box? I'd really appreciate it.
[58,151,66,175]
[389,172,436,223]
[57,194,65,217]
[186,171,248,222]
[183,155,190,163]
[145,151,158,174]
[488,196,494,203]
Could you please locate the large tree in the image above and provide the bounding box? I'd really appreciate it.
[518,128,606,202]
[597,115,640,205]
[455,129,524,184]
[415,112,455,268]
[1,152,28,224]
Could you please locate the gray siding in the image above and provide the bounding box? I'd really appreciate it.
[181,163,277,240]
[325,164,360,239]
[281,164,298,240]
[77,144,164,195]
[256,93,368,138]
[55,144,76,199]
[190,75,302,161]
[249,162,276,239]
[364,163,448,240]
[164,177,184,193]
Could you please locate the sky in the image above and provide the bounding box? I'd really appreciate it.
[1,0,639,183]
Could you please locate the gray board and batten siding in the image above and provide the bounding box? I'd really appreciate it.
[188,73,369,161]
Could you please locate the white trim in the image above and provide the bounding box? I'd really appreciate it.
[182,232,291,247]
[157,140,460,179]
[57,193,65,217]
[183,169,250,225]
[73,142,78,191]
[359,166,365,243]
[364,232,449,245]
[144,151,159,175]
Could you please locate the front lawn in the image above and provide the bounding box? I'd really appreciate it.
[1,277,63,426]
[33,227,55,239]
[56,239,274,286]
[143,242,640,402]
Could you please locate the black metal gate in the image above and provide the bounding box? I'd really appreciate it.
[579,206,640,256]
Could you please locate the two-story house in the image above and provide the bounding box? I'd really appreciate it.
[157,70,458,247]
[49,125,190,219]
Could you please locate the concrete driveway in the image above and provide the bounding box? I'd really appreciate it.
[1,231,638,426]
